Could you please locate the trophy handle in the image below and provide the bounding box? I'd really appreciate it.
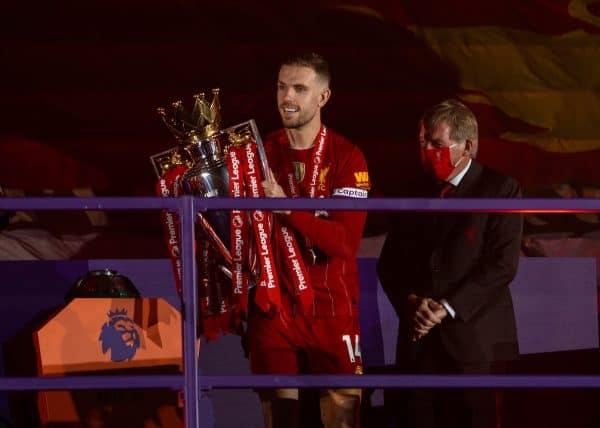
[248,119,270,181]
[223,119,270,181]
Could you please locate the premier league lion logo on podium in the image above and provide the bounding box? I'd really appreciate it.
[99,308,141,362]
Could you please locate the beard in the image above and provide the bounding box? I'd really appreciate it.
[280,106,318,130]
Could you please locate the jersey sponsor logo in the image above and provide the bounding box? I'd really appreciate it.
[318,165,330,191]
[332,187,368,198]
[292,161,305,183]
[353,171,370,189]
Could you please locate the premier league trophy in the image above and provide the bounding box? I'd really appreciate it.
[152,90,274,339]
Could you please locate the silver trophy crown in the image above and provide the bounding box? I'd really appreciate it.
[157,88,221,142]
[157,90,233,267]
[156,89,225,173]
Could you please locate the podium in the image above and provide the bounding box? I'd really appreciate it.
[31,298,183,427]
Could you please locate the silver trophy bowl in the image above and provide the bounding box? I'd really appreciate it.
[181,132,231,249]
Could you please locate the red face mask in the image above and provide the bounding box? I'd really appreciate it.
[421,145,462,181]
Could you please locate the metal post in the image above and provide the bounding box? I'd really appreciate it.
[180,196,200,428]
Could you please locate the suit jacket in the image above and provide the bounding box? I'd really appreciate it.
[377,160,523,363]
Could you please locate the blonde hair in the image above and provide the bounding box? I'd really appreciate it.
[423,99,478,157]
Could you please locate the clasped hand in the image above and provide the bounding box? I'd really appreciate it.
[405,294,448,341]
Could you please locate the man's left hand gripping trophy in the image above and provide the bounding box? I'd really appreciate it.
[152,90,277,340]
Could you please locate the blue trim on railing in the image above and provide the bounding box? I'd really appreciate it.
[3,374,600,391]
[0,196,180,210]
[1,196,600,212]
[180,196,200,428]
[197,374,600,389]
[0,375,183,390]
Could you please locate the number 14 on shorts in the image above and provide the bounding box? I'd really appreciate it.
[342,334,361,363]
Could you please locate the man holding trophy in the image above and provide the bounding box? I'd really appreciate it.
[153,52,369,428]
[253,52,371,428]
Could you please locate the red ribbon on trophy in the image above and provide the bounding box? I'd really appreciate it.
[197,239,233,340]
[155,164,188,297]
[227,145,250,319]
[226,138,315,315]
[275,225,313,312]
[240,142,282,314]
[226,132,320,315]
[156,164,228,340]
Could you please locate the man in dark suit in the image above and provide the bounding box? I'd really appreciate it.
[377,99,523,428]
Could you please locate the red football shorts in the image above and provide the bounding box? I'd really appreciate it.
[247,309,363,375]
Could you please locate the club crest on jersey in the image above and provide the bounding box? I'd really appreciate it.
[292,162,305,183]
[354,171,370,189]
[318,166,330,192]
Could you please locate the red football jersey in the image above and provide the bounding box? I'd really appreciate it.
[264,128,371,317]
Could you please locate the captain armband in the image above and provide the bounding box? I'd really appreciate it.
[332,187,368,199]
